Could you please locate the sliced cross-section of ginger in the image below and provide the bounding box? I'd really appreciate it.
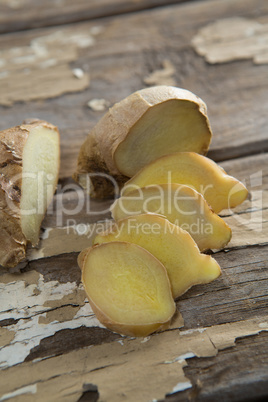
[122,152,248,213]
[93,214,221,299]
[73,86,212,197]
[0,120,60,268]
[81,241,176,337]
[111,184,232,251]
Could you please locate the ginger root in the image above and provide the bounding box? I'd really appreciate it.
[122,152,248,213]
[0,119,60,268]
[73,86,212,197]
[111,184,232,251]
[81,241,176,337]
[94,214,222,299]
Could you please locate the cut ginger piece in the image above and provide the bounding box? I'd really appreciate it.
[122,152,248,213]
[73,86,212,197]
[81,241,176,337]
[111,184,232,251]
[0,119,60,268]
[93,214,222,299]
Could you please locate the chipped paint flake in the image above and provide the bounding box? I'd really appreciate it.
[0,28,95,105]
[0,271,77,320]
[180,327,206,335]
[192,17,268,64]
[72,68,85,79]
[0,274,103,368]
[259,322,268,329]
[144,60,176,86]
[87,98,110,111]
[140,336,151,343]
[0,384,37,401]
[0,270,105,368]
[169,381,192,394]
[1,314,268,400]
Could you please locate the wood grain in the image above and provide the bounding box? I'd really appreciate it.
[0,0,191,34]
[167,331,268,402]
[178,245,268,329]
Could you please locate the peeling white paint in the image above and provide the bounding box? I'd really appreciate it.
[140,336,151,343]
[180,327,206,336]
[177,352,196,360]
[170,381,192,394]
[164,352,196,364]
[0,384,37,401]
[0,28,94,105]
[0,271,105,368]
[0,287,103,368]
[88,98,110,112]
[0,307,101,368]
[0,273,77,320]
[259,322,268,328]
[73,68,85,79]
[192,17,268,65]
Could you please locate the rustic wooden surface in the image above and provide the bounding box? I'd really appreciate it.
[0,0,268,401]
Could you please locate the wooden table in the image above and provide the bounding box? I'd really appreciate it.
[0,0,268,401]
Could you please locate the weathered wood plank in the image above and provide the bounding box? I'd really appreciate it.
[1,244,267,368]
[0,313,267,401]
[0,0,189,34]
[0,0,267,178]
[167,331,268,402]
[178,245,268,329]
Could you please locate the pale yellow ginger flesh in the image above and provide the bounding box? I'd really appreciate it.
[111,184,232,251]
[21,125,60,245]
[0,120,60,268]
[122,152,248,213]
[93,214,222,299]
[74,86,212,197]
[81,242,176,337]
[114,98,211,177]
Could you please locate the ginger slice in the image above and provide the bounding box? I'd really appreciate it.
[81,241,176,337]
[93,214,221,299]
[122,152,248,213]
[111,184,232,251]
[73,86,212,197]
[0,120,60,268]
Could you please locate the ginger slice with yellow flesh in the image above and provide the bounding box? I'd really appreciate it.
[122,152,248,213]
[81,241,176,337]
[111,184,231,251]
[73,86,212,197]
[0,120,60,268]
[93,214,221,299]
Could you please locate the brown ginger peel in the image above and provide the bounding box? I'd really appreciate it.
[0,119,60,268]
[73,86,212,197]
